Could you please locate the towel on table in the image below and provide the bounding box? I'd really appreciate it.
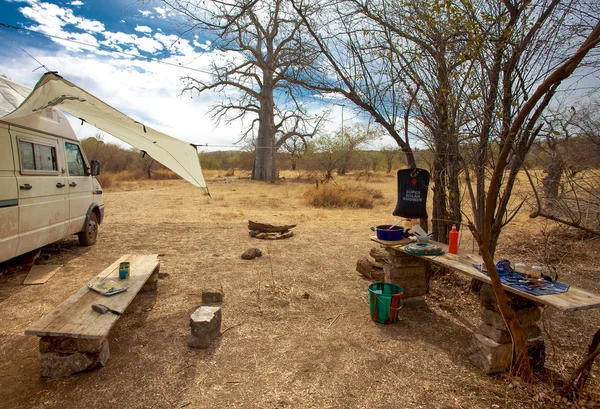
[473,259,569,296]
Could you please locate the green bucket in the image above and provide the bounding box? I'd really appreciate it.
[368,282,404,324]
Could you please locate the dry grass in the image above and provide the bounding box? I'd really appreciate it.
[96,169,182,190]
[303,182,385,208]
[0,174,598,409]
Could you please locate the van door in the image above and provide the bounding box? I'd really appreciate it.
[0,124,19,263]
[14,129,69,255]
[64,141,93,235]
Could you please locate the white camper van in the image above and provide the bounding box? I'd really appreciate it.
[0,103,104,264]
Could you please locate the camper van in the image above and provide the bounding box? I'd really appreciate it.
[0,105,104,264]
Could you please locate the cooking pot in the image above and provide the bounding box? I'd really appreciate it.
[371,225,405,241]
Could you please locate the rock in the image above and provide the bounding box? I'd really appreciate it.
[241,249,256,260]
[249,230,260,237]
[356,257,385,281]
[188,306,222,349]
[38,337,109,378]
[369,247,389,264]
[481,306,542,331]
[251,248,262,257]
[158,272,170,279]
[202,289,223,304]
[478,323,542,344]
[302,292,310,299]
[469,333,512,374]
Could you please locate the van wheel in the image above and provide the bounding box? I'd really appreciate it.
[78,212,98,246]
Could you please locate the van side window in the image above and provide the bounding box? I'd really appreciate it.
[19,141,58,172]
[65,142,86,176]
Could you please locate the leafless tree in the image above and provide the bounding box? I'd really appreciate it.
[381,145,398,173]
[161,0,325,181]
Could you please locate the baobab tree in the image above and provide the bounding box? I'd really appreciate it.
[162,0,324,180]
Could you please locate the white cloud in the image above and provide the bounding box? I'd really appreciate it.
[70,1,83,6]
[135,25,152,34]
[101,31,163,54]
[154,6,167,19]
[139,10,152,17]
[77,19,105,33]
[154,33,194,57]
[119,19,125,23]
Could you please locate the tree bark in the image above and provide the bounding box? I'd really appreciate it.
[253,84,277,181]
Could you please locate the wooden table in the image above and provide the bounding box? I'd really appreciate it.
[372,237,600,312]
[25,254,160,377]
[372,236,600,373]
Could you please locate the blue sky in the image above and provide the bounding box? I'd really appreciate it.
[0,0,315,150]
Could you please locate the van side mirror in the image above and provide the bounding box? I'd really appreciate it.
[91,160,100,176]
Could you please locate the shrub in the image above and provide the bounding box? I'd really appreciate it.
[304,183,383,208]
[95,172,117,189]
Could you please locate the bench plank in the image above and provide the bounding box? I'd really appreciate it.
[53,254,150,337]
[372,237,600,312]
[25,254,158,339]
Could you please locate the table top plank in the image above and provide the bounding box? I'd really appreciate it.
[372,238,600,312]
[51,254,152,338]
[25,254,158,338]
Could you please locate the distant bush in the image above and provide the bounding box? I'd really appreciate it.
[303,183,383,208]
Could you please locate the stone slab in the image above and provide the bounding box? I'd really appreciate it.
[399,296,426,309]
[469,333,512,374]
[481,306,542,331]
[478,323,542,344]
[528,336,546,370]
[189,306,222,349]
[38,338,109,378]
[384,265,426,280]
[202,289,224,304]
[479,283,539,312]
[141,267,159,293]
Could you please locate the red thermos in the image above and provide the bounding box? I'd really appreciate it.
[448,225,458,254]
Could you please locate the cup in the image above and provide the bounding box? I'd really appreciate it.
[531,266,543,280]
[119,262,130,279]
[119,268,127,280]
[515,263,527,275]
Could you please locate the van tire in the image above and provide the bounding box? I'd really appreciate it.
[78,212,98,246]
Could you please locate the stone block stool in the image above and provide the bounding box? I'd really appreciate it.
[188,306,222,349]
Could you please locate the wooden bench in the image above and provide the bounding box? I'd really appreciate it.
[25,254,160,378]
[371,237,600,373]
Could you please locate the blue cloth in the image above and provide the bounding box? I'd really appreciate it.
[473,259,570,296]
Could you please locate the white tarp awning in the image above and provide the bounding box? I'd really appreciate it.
[1,72,207,193]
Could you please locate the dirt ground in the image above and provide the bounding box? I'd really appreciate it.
[0,173,599,409]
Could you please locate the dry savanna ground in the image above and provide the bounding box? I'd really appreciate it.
[0,170,599,409]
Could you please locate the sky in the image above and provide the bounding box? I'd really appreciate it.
[0,0,349,151]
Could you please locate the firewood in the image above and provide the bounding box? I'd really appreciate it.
[248,220,297,233]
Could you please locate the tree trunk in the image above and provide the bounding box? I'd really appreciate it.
[432,153,450,243]
[542,142,564,209]
[252,85,277,181]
